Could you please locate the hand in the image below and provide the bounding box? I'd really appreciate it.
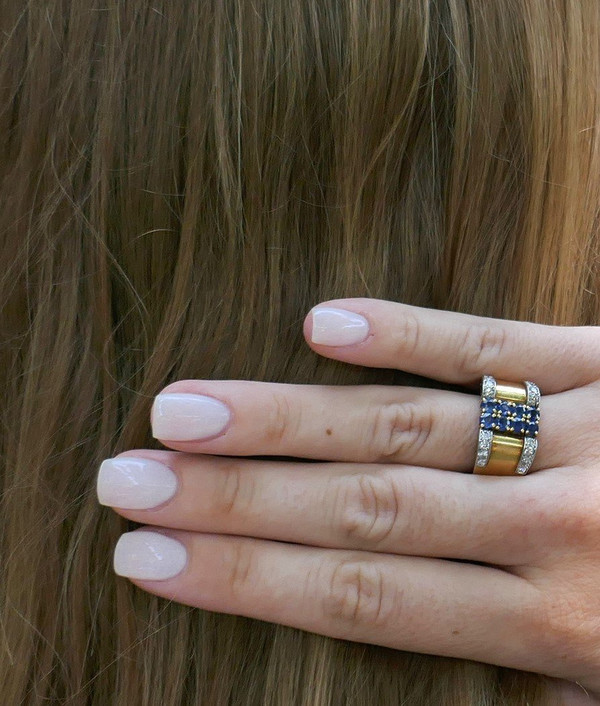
[96,298,600,701]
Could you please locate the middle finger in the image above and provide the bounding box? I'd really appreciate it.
[97,450,565,566]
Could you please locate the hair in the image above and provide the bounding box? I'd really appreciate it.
[1,0,598,704]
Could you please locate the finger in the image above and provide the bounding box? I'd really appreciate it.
[99,450,559,566]
[303,298,600,393]
[149,379,565,471]
[112,528,553,680]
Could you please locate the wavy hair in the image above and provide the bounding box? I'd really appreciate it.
[1,1,599,703]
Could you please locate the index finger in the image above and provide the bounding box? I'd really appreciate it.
[304,298,600,394]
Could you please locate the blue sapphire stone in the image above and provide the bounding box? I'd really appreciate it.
[496,417,508,432]
[512,420,525,434]
[498,401,511,415]
[479,399,539,436]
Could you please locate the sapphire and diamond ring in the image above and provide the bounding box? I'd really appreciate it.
[473,374,540,475]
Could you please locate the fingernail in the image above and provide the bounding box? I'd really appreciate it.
[151,393,231,441]
[97,457,178,509]
[310,306,369,346]
[114,530,187,580]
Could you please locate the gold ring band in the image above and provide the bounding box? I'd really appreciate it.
[473,375,540,476]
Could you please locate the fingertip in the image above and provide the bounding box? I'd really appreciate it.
[303,304,371,348]
[113,528,188,581]
[303,308,316,345]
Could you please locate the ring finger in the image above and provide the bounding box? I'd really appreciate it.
[150,380,570,472]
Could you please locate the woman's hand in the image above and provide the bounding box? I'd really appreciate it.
[96,298,600,701]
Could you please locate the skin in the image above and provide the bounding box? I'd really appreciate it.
[98,298,600,703]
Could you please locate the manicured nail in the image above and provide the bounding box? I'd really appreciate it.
[97,457,178,509]
[113,530,187,580]
[151,393,231,441]
[310,306,369,346]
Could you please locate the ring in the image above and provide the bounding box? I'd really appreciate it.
[473,374,540,476]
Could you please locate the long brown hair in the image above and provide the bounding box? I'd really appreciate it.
[1,1,599,703]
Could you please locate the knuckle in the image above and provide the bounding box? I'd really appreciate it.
[504,476,600,554]
[525,582,600,674]
[213,460,255,518]
[337,473,402,548]
[264,392,298,445]
[457,324,509,381]
[224,540,255,599]
[321,557,398,628]
[520,594,563,661]
[367,401,433,461]
[544,473,600,547]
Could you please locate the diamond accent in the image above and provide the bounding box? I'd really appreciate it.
[525,381,540,408]
[475,429,493,468]
[481,375,497,400]
[516,437,538,475]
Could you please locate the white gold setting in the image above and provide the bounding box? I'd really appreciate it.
[525,381,540,408]
[475,429,493,468]
[481,375,497,400]
[516,437,538,475]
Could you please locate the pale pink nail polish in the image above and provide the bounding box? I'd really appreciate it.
[151,393,231,441]
[310,306,369,346]
[114,531,187,580]
[97,457,178,509]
